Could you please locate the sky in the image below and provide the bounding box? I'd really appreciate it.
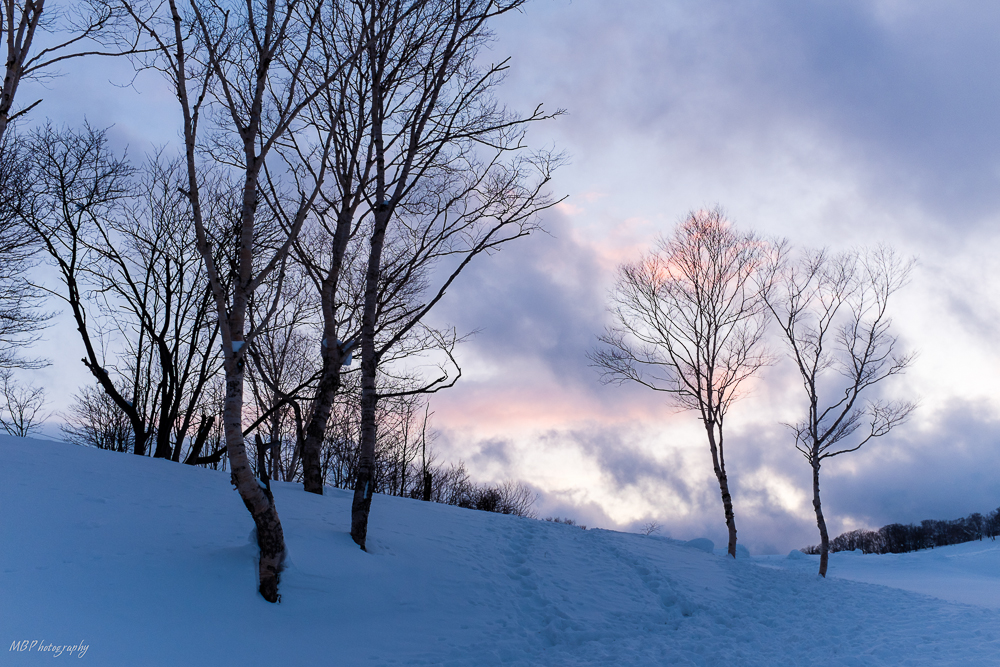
[17,0,1000,553]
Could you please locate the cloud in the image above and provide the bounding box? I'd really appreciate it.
[821,398,1000,527]
[434,396,1000,555]
[493,0,1000,237]
[432,208,607,384]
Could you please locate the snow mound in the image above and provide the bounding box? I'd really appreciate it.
[3,436,999,665]
[683,537,714,552]
[713,542,751,558]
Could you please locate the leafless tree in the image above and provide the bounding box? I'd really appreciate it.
[14,124,151,448]
[95,156,224,462]
[591,208,779,558]
[120,0,375,601]
[766,246,915,577]
[346,0,562,551]
[0,0,141,142]
[0,369,46,435]
[0,2,141,379]
[266,0,371,496]
[280,0,542,502]
[16,125,224,464]
[245,267,321,483]
[0,132,49,369]
[61,384,134,452]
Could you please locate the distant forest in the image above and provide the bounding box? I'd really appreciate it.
[802,508,1000,556]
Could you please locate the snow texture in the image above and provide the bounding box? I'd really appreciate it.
[2,436,998,665]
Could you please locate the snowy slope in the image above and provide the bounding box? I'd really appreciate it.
[3,436,999,666]
[758,541,1000,610]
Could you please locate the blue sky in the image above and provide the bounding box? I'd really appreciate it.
[20,0,1000,553]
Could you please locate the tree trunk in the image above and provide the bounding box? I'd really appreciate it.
[720,473,737,557]
[705,422,738,557]
[152,428,173,459]
[300,359,343,494]
[223,371,286,602]
[182,415,214,465]
[301,204,355,494]
[270,437,281,481]
[350,207,389,550]
[134,430,148,457]
[813,458,830,577]
[422,470,432,501]
[350,370,377,548]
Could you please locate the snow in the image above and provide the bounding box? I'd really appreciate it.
[3,436,999,665]
[758,543,1000,610]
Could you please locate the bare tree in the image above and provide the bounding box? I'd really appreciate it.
[282,0,529,500]
[0,0,140,142]
[0,2,139,379]
[0,369,46,435]
[14,124,153,449]
[93,155,224,462]
[591,208,778,558]
[17,125,224,463]
[0,132,49,369]
[271,0,371,497]
[121,0,374,601]
[245,267,321,483]
[61,384,134,452]
[347,0,561,551]
[766,246,915,577]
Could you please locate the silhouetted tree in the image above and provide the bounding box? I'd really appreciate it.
[17,127,223,461]
[345,0,560,550]
[122,0,369,601]
[804,508,1000,556]
[0,369,46,436]
[592,208,779,558]
[768,247,915,577]
[61,385,134,452]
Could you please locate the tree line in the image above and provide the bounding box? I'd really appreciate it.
[802,508,1000,556]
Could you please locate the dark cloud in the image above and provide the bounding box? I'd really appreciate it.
[468,437,514,470]
[570,427,692,493]
[821,399,1000,526]
[429,207,619,386]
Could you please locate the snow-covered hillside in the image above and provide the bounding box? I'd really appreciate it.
[3,436,998,665]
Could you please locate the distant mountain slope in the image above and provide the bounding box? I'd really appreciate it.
[3,436,998,665]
